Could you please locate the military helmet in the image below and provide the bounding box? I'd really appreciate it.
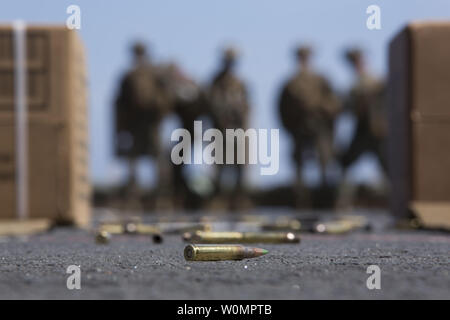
[222,46,239,62]
[295,45,312,60]
[344,48,363,64]
[132,42,147,57]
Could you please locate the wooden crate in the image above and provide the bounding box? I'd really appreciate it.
[0,25,90,226]
[388,21,450,229]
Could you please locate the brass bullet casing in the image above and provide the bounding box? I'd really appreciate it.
[162,223,212,235]
[314,220,354,234]
[99,223,160,235]
[98,223,124,234]
[135,223,161,235]
[95,230,111,244]
[97,223,163,243]
[184,244,268,261]
[135,224,163,243]
[261,219,302,232]
[124,222,138,234]
[183,231,300,244]
[337,215,371,231]
[183,231,240,243]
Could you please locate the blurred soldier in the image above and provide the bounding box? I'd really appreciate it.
[114,42,171,206]
[163,63,206,134]
[340,48,387,170]
[337,48,388,208]
[160,62,209,207]
[278,46,339,207]
[207,47,251,206]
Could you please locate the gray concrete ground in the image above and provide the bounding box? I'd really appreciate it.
[0,210,448,299]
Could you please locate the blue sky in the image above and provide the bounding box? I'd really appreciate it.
[2,0,450,188]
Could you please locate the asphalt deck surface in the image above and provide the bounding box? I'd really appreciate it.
[0,210,449,299]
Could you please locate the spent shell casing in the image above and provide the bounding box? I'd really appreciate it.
[337,215,371,230]
[99,223,124,234]
[99,223,160,235]
[315,220,354,234]
[129,223,163,243]
[261,219,301,231]
[163,223,212,235]
[183,231,300,244]
[184,244,268,261]
[124,222,138,234]
[95,230,111,244]
[98,223,162,243]
[135,223,161,235]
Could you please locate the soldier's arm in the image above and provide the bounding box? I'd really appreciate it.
[341,88,357,114]
[320,77,341,118]
[154,68,174,115]
[241,83,250,118]
[114,75,131,131]
[368,80,388,138]
[115,74,128,108]
[277,83,296,132]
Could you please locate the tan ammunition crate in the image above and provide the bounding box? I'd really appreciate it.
[0,25,90,226]
[388,21,450,229]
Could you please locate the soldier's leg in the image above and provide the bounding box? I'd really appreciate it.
[340,134,366,171]
[235,164,243,192]
[375,138,389,177]
[123,156,141,210]
[172,162,187,209]
[233,138,248,196]
[228,164,244,210]
[336,132,369,210]
[149,123,173,209]
[213,137,227,197]
[293,138,310,209]
[149,124,163,188]
[212,164,231,211]
[127,156,138,189]
[371,137,390,196]
[316,129,334,186]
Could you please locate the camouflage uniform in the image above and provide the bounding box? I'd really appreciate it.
[160,63,209,207]
[162,63,207,135]
[340,49,388,172]
[336,49,388,209]
[114,43,171,204]
[278,46,339,199]
[207,48,250,200]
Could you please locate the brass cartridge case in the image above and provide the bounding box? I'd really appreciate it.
[183,231,300,244]
[184,244,268,261]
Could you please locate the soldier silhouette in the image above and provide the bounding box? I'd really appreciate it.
[336,48,388,208]
[160,62,210,208]
[114,42,171,208]
[278,46,339,208]
[207,47,251,209]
